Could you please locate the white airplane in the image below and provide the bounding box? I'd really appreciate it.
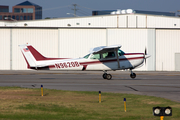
[19,44,150,80]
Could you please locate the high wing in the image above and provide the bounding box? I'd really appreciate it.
[89,45,122,54]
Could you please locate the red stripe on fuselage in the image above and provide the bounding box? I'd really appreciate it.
[124,53,144,55]
[80,56,144,65]
[49,65,56,68]
[80,61,102,65]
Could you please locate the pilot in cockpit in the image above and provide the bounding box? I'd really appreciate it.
[105,52,115,58]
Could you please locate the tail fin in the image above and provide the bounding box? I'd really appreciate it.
[19,44,41,68]
[19,44,68,69]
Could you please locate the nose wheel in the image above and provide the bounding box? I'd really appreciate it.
[102,72,112,80]
[130,70,136,79]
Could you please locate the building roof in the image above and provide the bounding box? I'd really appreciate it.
[16,1,40,6]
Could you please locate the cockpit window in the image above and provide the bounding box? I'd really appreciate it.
[118,49,125,56]
[102,51,115,59]
[90,53,101,59]
[83,54,90,59]
[84,49,125,59]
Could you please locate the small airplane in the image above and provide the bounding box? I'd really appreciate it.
[19,44,150,80]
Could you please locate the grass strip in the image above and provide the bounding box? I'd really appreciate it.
[0,87,179,120]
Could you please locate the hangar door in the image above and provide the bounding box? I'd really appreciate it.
[12,28,58,70]
[0,28,10,70]
[58,29,106,58]
[156,29,180,71]
[175,53,180,71]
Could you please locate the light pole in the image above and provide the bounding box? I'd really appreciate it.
[72,4,78,17]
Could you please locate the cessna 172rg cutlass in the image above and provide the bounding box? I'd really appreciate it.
[19,44,150,80]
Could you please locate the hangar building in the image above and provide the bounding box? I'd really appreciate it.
[0,13,180,71]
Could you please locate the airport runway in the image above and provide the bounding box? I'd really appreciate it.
[0,70,180,102]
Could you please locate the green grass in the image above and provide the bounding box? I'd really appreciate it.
[0,87,179,120]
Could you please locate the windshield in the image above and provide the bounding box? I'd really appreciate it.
[83,54,90,59]
[118,49,125,56]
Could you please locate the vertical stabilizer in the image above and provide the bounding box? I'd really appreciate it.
[19,43,68,69]
[19,44,38,68]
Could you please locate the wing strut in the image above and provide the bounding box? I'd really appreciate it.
[115,48,120,69]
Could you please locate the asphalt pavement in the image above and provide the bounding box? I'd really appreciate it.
[0,70,180,102]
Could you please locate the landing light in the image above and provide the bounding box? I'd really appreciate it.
[165,107,172,115]
[153,106,172,116]
[154,107,161,115]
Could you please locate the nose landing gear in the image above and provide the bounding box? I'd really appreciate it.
[102,71,112,80]
[130,70,136,79]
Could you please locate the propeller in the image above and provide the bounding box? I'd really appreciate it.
[144,47,151,65]
[144,47,147,65]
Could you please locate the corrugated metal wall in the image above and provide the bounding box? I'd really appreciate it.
[2,14,180,29]
[11,28,58,70]
[147,29,156,71]
[156,29,180,71]
[15,15,118,28]
[0,28,10,70]
[128,15,136,28]
[0,27,179,71]
[175,53,180,71]
[58,29,106,58]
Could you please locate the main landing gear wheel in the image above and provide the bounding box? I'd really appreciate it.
[102,73,112,80]
[130,73,136,79]
[103,73,107,79]
[106,74,112,80]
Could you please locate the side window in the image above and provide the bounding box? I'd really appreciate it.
[102,52,115,59]
[12,15,15,19]
[102,52,108,58]
[20,16,23,20]
[16,15,19,20]
[24,16,26,20]
[90,54,100,59]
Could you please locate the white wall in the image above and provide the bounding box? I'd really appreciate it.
[1,14,180,29]
[0,28,10,70]
[11,28,58,70]
[0,26,179,71]
[147,29,156,71]
[12,15,117,28]
[58,29,106,58]
[156,29,180,71]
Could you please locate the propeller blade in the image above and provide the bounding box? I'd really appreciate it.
[145,47,147,55]
[144,47,147,65]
